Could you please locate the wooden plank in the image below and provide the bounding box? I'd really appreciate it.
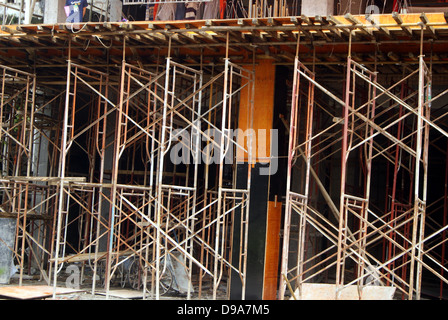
[392,12,413,37]
[4,176,86,183]
[0,26,21,35]
[16,26,37,34]
[291,283,396,300]
[0,211,52,220]
[0,285,83,299]
[262,200,282,300]
[96,289,143,299]
[49,251,108,263]
[420,13,436,37]
[237,59,275,162]
[49,249,137,263]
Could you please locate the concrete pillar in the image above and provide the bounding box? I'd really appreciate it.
[337,0,367,15]
[301,0,334,16]
[0,218,17,284]
[28,103,51,275]
[24,0,34,24]
[98,104,115,252]
[108,0,122,21]
[44,0,68,23]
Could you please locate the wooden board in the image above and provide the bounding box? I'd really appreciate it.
[291,283,396,300]
[0,285,83,299]
[48,251,108,263]
[262,200,282,300]
[96,289,144,299]
[237,59,276,163]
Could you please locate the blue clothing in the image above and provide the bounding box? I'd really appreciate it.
[65,0,88,23]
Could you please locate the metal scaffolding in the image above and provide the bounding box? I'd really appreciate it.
[279,29,448,298]
[7,37,257,300]
[2,12,448,301]
[0,65,58,286]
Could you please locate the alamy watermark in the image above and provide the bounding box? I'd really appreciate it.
[65,264,80,289]
[365,4,381,25]
[169,128,278,176]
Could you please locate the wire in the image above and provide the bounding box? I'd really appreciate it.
[95,35,112,48]
[70,21,89,33]
[83,39,90,50]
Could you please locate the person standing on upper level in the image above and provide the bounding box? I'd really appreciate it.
[64,0,88,23]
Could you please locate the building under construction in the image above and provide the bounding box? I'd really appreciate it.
[0,0,448,300]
